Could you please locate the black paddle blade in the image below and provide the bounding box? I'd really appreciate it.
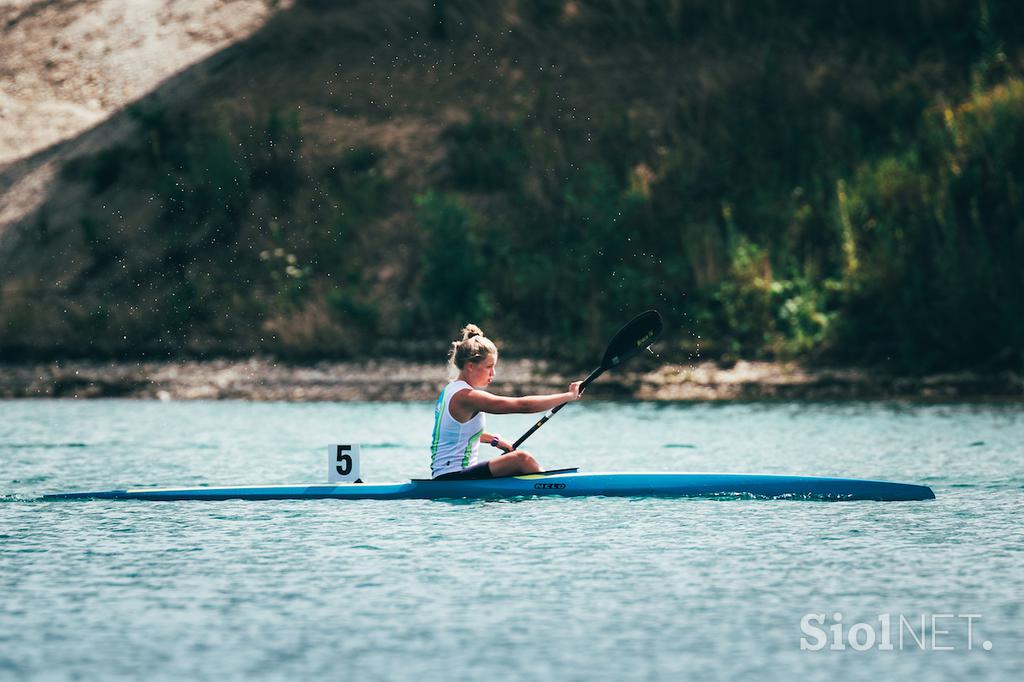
[600,309,664,369]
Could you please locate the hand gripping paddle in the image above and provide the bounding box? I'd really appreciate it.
[508,309,664,451]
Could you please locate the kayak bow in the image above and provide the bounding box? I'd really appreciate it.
[43,470,935,501]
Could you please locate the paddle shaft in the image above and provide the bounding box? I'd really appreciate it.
[498,309,663,454]
[505,365,604,452]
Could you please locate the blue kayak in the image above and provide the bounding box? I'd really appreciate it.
[43,470,935,501]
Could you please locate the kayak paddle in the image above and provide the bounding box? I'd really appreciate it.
[507,309,664,451]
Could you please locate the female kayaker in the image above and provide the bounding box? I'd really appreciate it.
[430,324,582,480]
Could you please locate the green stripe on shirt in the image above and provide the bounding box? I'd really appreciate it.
[429,390,445,466]
[463,428,483,468]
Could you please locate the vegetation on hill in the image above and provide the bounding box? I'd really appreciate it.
[1,0,1022,372]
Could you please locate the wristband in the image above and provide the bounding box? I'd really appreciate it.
[490,435,501,447]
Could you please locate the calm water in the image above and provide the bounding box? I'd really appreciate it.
[1,399,1022,680]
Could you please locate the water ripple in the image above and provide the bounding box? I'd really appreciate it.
[0,400,1020,680]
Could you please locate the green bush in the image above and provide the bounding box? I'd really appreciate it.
[325,146,389,241]
[442,112,526,190]
[837,79,1024,370]
[415,190,492,331]
[710,237,838,360]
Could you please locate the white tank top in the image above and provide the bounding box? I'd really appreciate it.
[430,380,486,478]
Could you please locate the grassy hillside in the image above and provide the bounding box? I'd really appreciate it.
[1,0,1022,371]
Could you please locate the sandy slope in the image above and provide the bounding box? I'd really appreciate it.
[0,0,282,165]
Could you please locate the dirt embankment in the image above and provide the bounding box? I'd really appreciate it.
[0,0,282,250]
[1,359,1020,401]
[0,0,279,166]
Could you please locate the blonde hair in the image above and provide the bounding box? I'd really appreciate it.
[448,323,498,370]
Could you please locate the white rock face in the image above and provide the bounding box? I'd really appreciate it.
[0,0,284,165]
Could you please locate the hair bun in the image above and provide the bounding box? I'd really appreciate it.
[461,323,484,341]
[448,323,498,370]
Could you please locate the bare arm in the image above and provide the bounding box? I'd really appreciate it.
[451,382,582,419]
[479,431,514,451]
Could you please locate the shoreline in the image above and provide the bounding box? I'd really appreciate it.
[0,359,1021,402]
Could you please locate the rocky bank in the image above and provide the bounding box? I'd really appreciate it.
[1,359,1021,401]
